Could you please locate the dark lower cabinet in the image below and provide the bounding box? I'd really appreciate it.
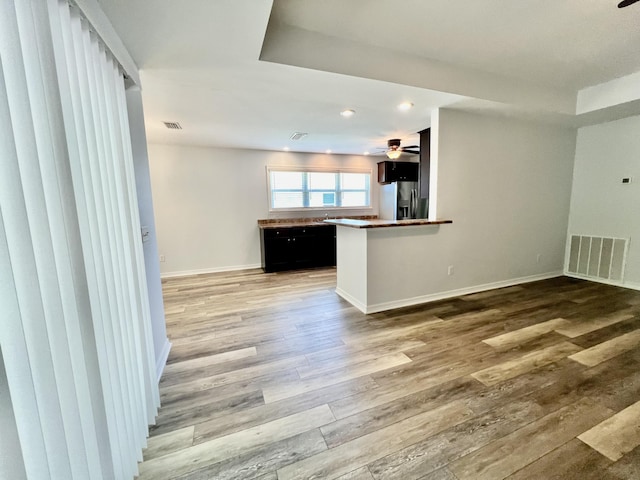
[260,225,336,272]
[315,225,336,267]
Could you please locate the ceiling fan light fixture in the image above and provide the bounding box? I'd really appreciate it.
[386,149,402,160]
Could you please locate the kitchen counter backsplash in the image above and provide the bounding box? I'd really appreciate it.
[258,215,377,227]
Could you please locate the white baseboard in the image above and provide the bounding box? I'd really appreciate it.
[625,281,640,291]
[335,287,368,314]
[155,338,172,383]
[564,272,640,292]
[161,263,262,279]
[361,271,564,314]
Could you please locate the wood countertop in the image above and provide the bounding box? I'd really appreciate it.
[258,221,328,229]
[323,218,453,229]
[257,216,377,229]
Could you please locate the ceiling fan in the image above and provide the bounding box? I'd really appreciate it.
[378,138,420,160]
[618,0,640,7]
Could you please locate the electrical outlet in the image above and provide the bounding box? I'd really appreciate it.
[159,255,165,263]
[447,265,454,276]
[536,254,542,264]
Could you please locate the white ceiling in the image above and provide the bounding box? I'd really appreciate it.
[269,0,640,90]
[98,0,640,155]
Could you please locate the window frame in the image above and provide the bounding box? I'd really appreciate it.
[266,166,373,212]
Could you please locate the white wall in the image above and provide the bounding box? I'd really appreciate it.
[148,144,379,276]
[567,115,640,288]
[363,109,577,308]
[435,108,577,283]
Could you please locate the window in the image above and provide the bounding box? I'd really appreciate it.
[268,168,371,210]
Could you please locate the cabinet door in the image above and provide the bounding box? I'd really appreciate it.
[267,237,292,268]
[291,227,317,268]
[314,225,336,267]
[262,228,293,272]
[396,162,419,181]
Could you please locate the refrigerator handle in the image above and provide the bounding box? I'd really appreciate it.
[410,188,417,218]
[410,189,413,218]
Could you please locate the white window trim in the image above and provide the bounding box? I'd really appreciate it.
[266,165,373,213]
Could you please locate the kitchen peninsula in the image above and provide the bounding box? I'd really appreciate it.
[324,218,453,314]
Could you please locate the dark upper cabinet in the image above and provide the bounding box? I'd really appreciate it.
[419,128,431,199]
[260,225,336,273]
[377,161,419,184]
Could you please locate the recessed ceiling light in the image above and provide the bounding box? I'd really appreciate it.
[397,102,414,111]
[326,149,332,154]
[363,151,370,156]
[340,109,355,118]
[283,147,290,151]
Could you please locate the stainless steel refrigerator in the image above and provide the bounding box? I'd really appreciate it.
[380,181,418,220]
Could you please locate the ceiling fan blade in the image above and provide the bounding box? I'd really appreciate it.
[401,145,419,149]
[619,0,640,7]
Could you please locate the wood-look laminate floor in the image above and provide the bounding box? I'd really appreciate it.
[139,268,640,480]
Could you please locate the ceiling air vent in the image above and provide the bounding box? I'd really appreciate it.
[290,132,308,141]
[163,121,182,130]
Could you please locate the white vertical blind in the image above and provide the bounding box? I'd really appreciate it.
[0,0,160,479]
[0,345,28,480]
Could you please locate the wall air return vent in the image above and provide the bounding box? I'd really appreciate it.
[163,121,182,130]
[290,132,308,141]
[566,235,628,283]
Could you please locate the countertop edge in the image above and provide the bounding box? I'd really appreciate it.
[257,216,377,229]
[323,219,453,229]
